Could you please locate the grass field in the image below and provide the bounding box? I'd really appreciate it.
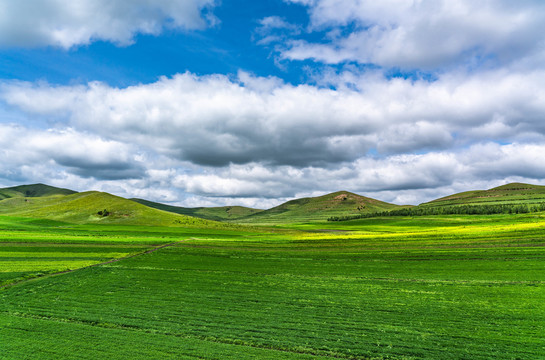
[1,213,544,359]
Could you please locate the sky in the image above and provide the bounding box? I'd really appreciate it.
[1,0,545,208]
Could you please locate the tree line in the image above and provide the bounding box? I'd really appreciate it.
[328,202,545,221]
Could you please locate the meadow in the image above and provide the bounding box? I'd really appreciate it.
[1,213,544,359]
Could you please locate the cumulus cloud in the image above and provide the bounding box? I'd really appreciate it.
[0,0,217,48]
[280,0,545,70]
[2,69,545,170]
[2,114,545,207]
[2,73,380,167]
[0,124,144,181]
[141,142,545,206]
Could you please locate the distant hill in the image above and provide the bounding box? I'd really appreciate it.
[5,182,545,225]
[0,183,77,200]
[238,191,402,223]
[132,198,263,221]
[329,182,545,221]
[421,182,545,207]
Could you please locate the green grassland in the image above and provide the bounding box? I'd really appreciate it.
[1,212,545,359]
[0,214,266,288]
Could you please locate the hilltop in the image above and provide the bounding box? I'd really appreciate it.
[0,183,76,200]
[238,191,402,224]
[132,198,263,221]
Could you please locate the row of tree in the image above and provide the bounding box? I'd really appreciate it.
[328,202,545,221]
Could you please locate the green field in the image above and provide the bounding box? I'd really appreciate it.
[1,212,544,359]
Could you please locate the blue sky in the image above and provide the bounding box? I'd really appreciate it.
[1,0,545,207]
[0,0,312,86]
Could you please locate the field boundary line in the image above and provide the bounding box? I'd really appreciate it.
[0,239,188,290]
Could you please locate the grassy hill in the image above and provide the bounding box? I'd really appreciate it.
[330,182,545,221]
[132,198,263,221]
[6,182,545,226]
[239,191,401,224]
[421,182,545,207]
[0,190,220,227]
[0,183,77,200]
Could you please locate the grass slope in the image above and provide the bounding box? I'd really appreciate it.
[240,190,401,223]
[422,182,545,207]
[132,198,263,221]
[0,191,219,227]
[0,183,77,200]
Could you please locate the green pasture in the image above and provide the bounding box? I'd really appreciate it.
[0,215,262,288]
[1,214,544,358]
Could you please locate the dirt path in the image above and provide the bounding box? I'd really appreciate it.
[0,239,188,290]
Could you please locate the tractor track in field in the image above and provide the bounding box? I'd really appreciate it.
[0,239,189,290]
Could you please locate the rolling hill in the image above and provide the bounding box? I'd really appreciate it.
[421,182,545,207]
[238,191,402,223]
[131,198,263,221]
[0,186,220,227]
[329,182,545,221]
[4,182,545,225]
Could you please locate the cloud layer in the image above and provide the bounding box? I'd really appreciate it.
[0,0,216,48]
[282,0,545,70]
[3,69,545,165]
[2,65,545,206]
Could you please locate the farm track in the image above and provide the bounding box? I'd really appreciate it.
[0,239,188,290]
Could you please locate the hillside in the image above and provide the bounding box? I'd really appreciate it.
[0,190,219,227]
[132,198,263,221]
[0,183,77,200]
[421,182,545,207]
[5,182,545,225]
[239,191,401,223]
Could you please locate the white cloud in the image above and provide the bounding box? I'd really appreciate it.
[3,69,545,169]
[0,124,144,181]
[3,115,545,206]
[138,142,545,206]
[254,15,301,47]
[0,0,217,48]
[3,66,545,206]
[258,16,298,31]
[280,0,545,70]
